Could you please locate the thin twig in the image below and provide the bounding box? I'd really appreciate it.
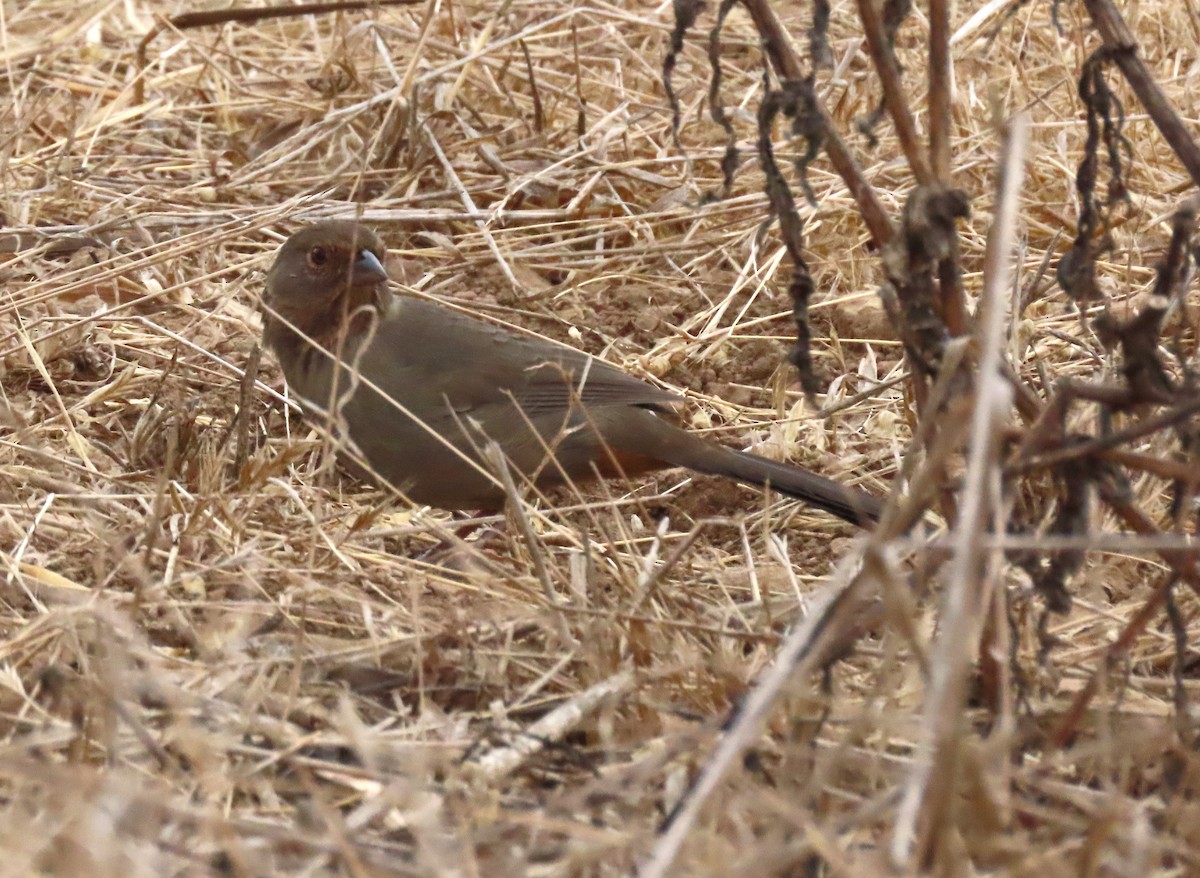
[1084,0,1200,186]
[135,0,423,104]
[854,0,933,185]
[739,0,894,246]
[892,112,1028,867]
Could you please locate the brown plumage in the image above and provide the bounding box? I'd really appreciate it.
[262,221,884,525]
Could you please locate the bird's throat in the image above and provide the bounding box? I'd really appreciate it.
[284,283,387,355]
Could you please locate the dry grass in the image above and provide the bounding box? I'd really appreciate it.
[1,0,1199,874]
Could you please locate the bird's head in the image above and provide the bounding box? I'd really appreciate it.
[264,221,390,344]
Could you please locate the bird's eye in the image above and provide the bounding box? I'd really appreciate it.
[308,246,328,268]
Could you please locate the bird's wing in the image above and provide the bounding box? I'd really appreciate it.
[363,298,680,423]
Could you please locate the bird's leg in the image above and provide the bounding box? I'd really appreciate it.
[414,513,509,570]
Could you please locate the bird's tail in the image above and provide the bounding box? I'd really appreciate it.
[603,408,884,526]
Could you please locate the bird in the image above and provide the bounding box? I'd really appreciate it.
[261,221,884,525]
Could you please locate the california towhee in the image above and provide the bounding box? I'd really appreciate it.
[262,221,884,525]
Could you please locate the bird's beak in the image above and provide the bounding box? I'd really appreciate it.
[352,249,388,286]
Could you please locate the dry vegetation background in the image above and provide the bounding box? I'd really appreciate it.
[2,0,1200,874]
